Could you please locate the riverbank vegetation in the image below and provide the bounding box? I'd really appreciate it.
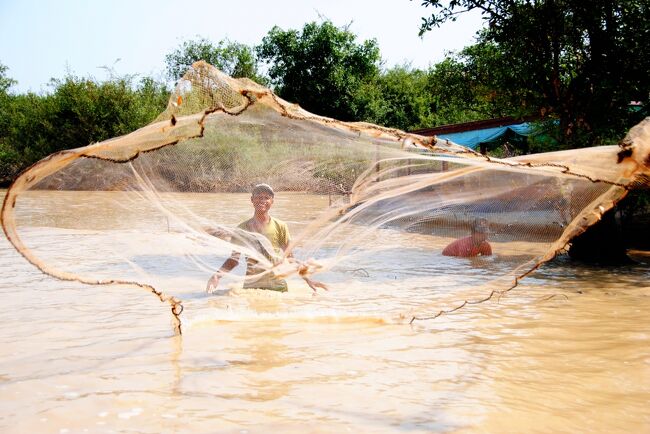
[0,67,168,184]
[1,0,648,187]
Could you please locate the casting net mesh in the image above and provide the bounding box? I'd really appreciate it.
[2,61,649,334]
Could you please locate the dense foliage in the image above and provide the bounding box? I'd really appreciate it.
[419,0,650,147]
[256,21,382,121]
[0,67,168,184]
[164,38,266,85]
[1,8,648,183]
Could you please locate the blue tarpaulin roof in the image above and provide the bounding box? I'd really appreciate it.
[437,123,534,149]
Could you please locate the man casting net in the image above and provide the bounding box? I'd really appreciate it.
[2,62,649,334]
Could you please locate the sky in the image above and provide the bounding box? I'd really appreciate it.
[0,0,485,94]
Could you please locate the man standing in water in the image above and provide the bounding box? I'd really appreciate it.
[206,183,292,293]
[442,218,492,257]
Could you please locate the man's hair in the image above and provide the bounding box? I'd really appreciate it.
[471,218,490,234]
[251,183,274,197]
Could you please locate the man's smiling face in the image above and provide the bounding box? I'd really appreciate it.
[251,192,274,213]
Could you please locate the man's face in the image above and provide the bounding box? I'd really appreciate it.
[251,192,274,213]
[471,231,488,244]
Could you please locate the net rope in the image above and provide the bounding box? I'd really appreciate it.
[2,61,649,335]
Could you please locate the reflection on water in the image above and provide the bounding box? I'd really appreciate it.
[1,190,649,432]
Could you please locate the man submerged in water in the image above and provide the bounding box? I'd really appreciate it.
[206,183,291,292]
[442,218,492,257]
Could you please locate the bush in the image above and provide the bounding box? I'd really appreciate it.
[0,73,169,185]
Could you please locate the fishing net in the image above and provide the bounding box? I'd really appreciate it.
[2,61,649,334]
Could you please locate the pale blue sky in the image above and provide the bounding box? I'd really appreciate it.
[0,0,484,93]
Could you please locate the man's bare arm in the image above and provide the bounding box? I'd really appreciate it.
[206,252,241,293]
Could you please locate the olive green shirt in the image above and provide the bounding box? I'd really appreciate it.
[236,216,291,291]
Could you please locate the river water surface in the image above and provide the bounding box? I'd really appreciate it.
[1,190,649,433]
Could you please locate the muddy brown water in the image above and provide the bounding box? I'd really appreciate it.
[1,190,649,433]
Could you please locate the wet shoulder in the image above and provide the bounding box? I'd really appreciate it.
[237,218,253,230]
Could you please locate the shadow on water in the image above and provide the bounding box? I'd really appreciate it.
[522,252,650,294]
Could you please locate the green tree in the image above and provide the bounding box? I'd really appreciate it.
[42,76,164,154]
[134,76,171,123]
[419,0,650,147]
[0,63,18,138]
[368,65,434,131]
[426,56,487,124]
[0,73,169,184]
[256,21,382,121]
[164,38,265,83]
[0,63,21,183]
[0,63,16,94]
[424,40,538,124]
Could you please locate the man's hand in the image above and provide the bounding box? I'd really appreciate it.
[206,272,222,294]
[303,277,328,293]
[206,227,231,240]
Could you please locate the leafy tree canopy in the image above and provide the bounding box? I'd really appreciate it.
[0,63,17,94]
[364,65,433,131]
[0,72,168,184]
[256,21,382,121]
[419,0,650,147]
[165,38,265,84]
